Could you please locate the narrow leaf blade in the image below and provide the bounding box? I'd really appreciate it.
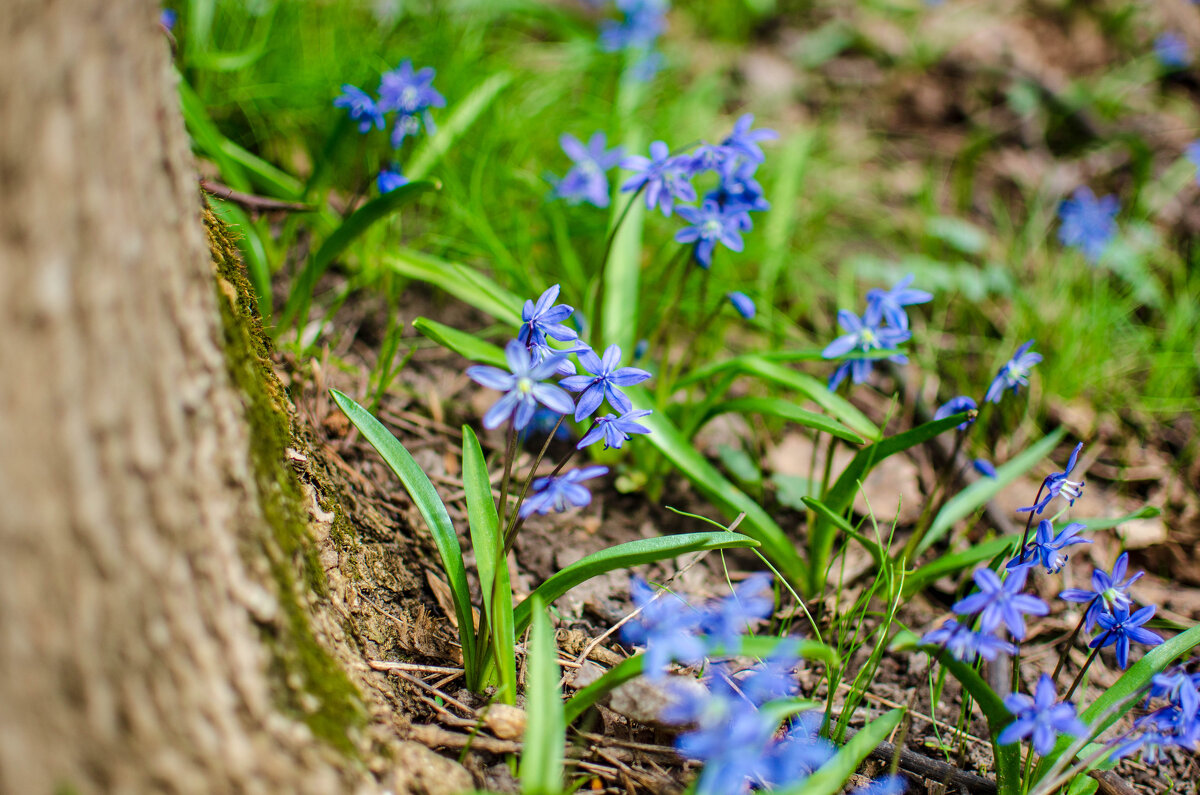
[703,397,865,445]
[407,73,512,181]
[413,317,507,368]
[520,596,565,795]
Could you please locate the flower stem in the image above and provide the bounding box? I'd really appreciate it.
[903,427,967,563]
[502,415,568,547]
[497,423,518,527]
[1064,639,1104,702]
[1051,611,1089,687]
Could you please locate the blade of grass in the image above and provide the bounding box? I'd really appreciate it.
[413,317,507,368]
[800,497,885,568]
[407,73,513,181]
[384,249,523,327]
[700,397,865,445]
[935,652,1021,795]
[520,596,565,795]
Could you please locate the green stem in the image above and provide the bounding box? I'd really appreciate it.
[1064,639,1104,702]
[503,415,568,545]
[497,423,518,528]
[1050,611,1089,687]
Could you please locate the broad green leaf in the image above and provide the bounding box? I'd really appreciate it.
[282,181,438,331]
[384,249,523,327]
[407,73,512,181]
[936,653,1021,795]
[329,390,477,681]
[413,317,507,368]
[702,397,865,445]
[801,497,885,568]
[564,655,644,724]
[463,427,516,704]
[918,428,1067,555]
[520,597,565,795]
[774,709,904,795]
[513,531,760,634]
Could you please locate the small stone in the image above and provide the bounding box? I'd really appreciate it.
[568,661,606,690]
[390,741,474,795]
[609,676,707,728]
[484,703,526,740]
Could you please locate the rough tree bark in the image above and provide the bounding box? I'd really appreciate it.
[0,2,455,792]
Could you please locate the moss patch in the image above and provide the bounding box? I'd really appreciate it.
[204,205,364,754]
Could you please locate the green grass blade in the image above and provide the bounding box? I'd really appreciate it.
[329,390,478,682]
[384,249,523,326]
[520,596,565,795]
[218,138,304,199]
[462,426,516,704]
[701,397,865,445]
[774,709,904,795]
[563,655,644,724]
[800,497,885,568]
[177,78,251,192]
[413,317,507,368]
[917,428,1067,555]
[513,531,760,635]
[727,636,841,673]
[407,73,512,181]
[281,181,438,331]
[758,132,813,326]
[936,653,1022,795]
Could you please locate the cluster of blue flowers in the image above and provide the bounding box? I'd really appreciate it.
[465,285,653,518]
[333,59,445,193]
[821,274,931,391]
[599,0,669,81]
[1114,664,1200,763]
[622,575,906,795]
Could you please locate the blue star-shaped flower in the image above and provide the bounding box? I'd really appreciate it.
[821,310,912,391]
[865,274,933,330]
[699,573,774,652]
[377,168,409,194]
[333,84,385,133]
[552,132,625,208]
[465,340,575,430]
[559,344,651,421]
[720,114,778,163]
[621,141,697,217]
[706,158,770,213]
[676,683,777,795]
[1090,605,1163,669]
[1058,187,1119,264]
[378,60,445,148]
[934,395,978,431]
[519,285,578,348]
[984,339,1041,404]
[952,566,1049,640]
[1059,552,1145,632]
[621,576,706,679]
[922,618,1017,662]
[763,711,837,789]
[1007,521,1091,574]
[998,674,1087,756]
[1018,442,1085,515]
[576,409,653,450]
[518,465,609,518]
[674,199,751,268]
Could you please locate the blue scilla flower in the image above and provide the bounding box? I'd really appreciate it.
[518,465,609,518]
[622,576,706,679]
[821,310,911,391]
[675,683,776,795]
[621,141,697,217]
[953,566,1048,641]
[721,114,778,164]
[1018,442,1085,515]
[160,8,177,30]
[727,291,756,319]
[1008,521,1091,574]
[552,132,625,208]
[973,459,997,478]
[1091,605,1163,669]
[576,409,652,450]
[699,573,774,652]
[519,285,578,349]
[738,643,801,706]
[1187,140,1200,183]
[763,711,837,789]
[934,395,977,431]
[1114,729,1189,766]
[377,168,409,194]
[465,340,575,430]
[559,344,651,421]
[707,158,770,213]
[334,84,386,133]
[1058,187,1118,264]
[865,274,933,330]
[1059,552,1145,632]
[599,0,668,52]
[998,674,1087,756]
[984,339,1041,404]
[378,60,445,148]
[1155,33,1191,68]
[674,200,751,268]
[690,143,733,173]
[850,775,908,795]
[922,618,1017,662]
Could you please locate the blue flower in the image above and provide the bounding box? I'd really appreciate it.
[378,60,445,148]
[952,566,1049,641]
[599,0,668,52]
[865,274,933,330]
[934,395,978,430]
[690,143,734,173]
[576,409,653,450]
[699,573,774,652]
[1058,187,1118,264]
[922,618,1017,662]
[998,674,1087,756]
[377,168,409,193]
[1187,140,1200,184]
[1090,605,1163,669]
[518,465,609,518]
[622,576,706,679]
[334,84,386,133]
[763,711,836,788]
[1008,521,1091,574]
[519,285,579,349]
[559,344,651,421]
[1155,33,1191,68]
[465,340,575,430]
[850,775,908,795]
[738,643,801,705]
[973,459,997,478]
[675,682,777,795]
[1018,442,1085,515]
[821,310,911,391]
[984,339,1041,404]
[727,291,757,319]
[707,158,770,213]
[621,141,697,217]
[552,132,624,208]
[1059,553,1145,633]
[674,200,751,268]
[160,8,178,31]
[720,114,778,163]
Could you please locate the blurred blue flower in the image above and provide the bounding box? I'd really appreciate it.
[599,0,668,52]
[674,199,751,268]
[519,465,609,518]
[466,340,575,430]
[699,573,774,652]
[160,8,178,30]
[850,775,908,795]
[1018,442,1085,515]
[377,168,409,193]
[559,344,651,421]
[727,291,757,319]
[675,682,776,795]
[984,339,1041,404]
[763,711,837,788]
[934,395,977,430]
[621,141,697,216]
[334,84,386,133]
[622,576,706,679]
[1007,521,1091,574]
[922,618,1017,662]
[738,643,801,705]
[707,159,770,213]
[953,566,1048,640]
[865,274,932,330]
[1187,140,1200,184]
[821,310,911,391]
[576,409,653,450]
[552,132,624,208]
[1059,552,1145,632]
[721,114,778,163]
[690,143,733,173]
[1058,187,1118,264]
[1091,605,1163,669]
[973,459,997,478]
[1155,33,1191,68]
[998,674,1087,755]
[378,60,444,148]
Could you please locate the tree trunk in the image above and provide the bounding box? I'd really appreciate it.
[0,2,441,791]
